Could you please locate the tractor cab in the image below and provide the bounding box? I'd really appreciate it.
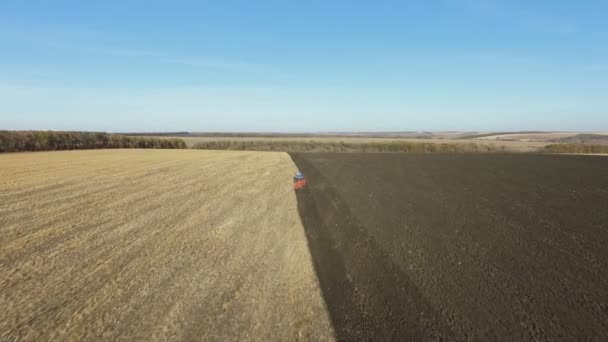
[293,171,307,189]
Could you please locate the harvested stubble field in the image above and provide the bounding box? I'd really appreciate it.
[0,149,333,341]
[290,152,608,341]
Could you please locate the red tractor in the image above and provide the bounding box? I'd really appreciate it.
[293,171,307,190]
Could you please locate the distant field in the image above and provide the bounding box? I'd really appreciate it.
[475,132,577,141]
[0,149,332,341]
[475,132,608,142]
[152,132,608,153]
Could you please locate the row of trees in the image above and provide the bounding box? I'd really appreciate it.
[0,131,187,153]
[193,140,507,153]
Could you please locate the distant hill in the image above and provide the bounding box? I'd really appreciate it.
[554,134,608,145]
[456,131,546,140]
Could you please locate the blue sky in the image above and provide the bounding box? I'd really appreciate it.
[1,0,607,132]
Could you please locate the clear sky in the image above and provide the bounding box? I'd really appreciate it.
[1,0,607,132]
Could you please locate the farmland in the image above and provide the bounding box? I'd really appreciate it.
[2,149,608,341]
[291,153,608,341]
[0,150,333,341]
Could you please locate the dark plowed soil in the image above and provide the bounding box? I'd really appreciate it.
[290,153,608,341]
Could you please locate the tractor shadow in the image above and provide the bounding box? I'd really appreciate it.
[290,153,454,341]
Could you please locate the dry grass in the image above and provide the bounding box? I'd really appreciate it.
[0,149,333,341]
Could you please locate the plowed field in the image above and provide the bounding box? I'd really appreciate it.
[291,153,608,341]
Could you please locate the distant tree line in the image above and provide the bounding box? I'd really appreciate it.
[193,140,508,153]
[0,131,187,153]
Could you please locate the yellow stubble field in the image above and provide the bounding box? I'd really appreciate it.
[0,149,333,341]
